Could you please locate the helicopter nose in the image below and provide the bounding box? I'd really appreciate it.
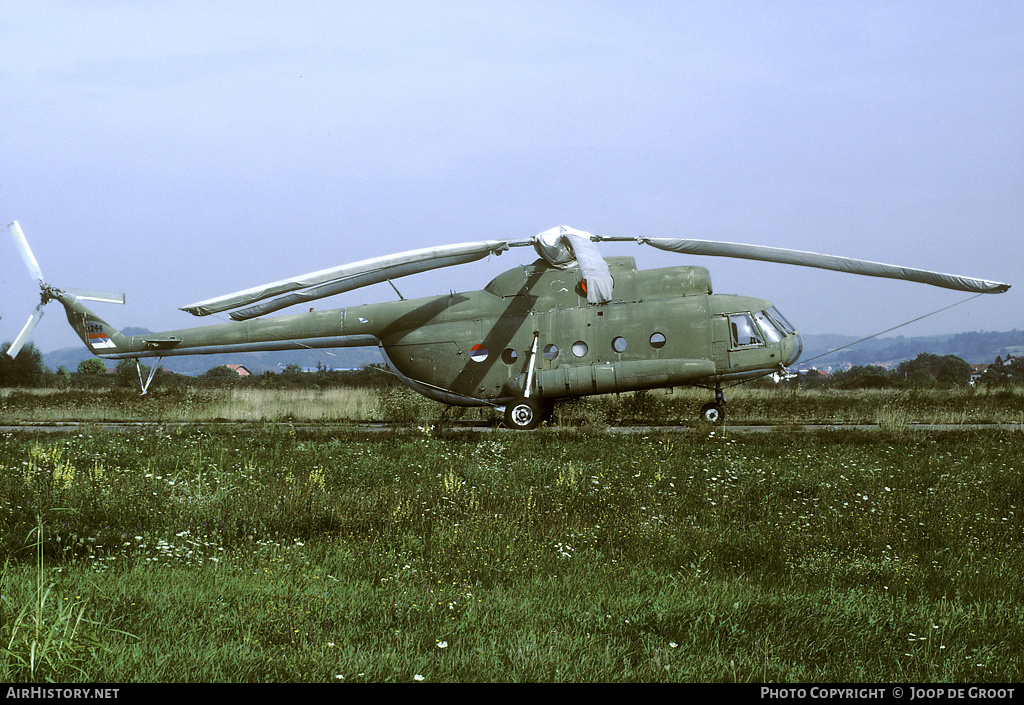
[785,333,803,366]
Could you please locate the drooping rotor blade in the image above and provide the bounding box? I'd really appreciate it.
[6,303,45,359]
[182,240,514,317]
[228,248,514,320]
[597,237,1010,294]
[8,221,44,282]
[216,227,616,319]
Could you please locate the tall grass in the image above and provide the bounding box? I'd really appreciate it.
[0,425,1021,681]
[1,512,136,681]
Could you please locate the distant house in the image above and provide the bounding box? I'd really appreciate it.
[970,364,990,385]
[224,364,252,377]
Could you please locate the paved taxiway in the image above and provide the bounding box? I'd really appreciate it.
[1,422,1020,434]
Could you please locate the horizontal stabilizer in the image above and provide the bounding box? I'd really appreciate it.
[141,338,182,351]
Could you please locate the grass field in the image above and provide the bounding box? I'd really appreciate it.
[3,384,1024,426]
[0,388,1022,682]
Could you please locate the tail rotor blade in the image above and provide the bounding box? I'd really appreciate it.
[64,288,126,305]
[8,221,45,283]
[6,303,45,359]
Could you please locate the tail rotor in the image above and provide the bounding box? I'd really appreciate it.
[5,221,125,359]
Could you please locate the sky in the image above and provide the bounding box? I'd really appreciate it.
[3,1,1022,356]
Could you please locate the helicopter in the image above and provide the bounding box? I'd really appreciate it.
[5,222,1010,429]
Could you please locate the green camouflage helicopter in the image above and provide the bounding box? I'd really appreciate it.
[5,222,1010,429]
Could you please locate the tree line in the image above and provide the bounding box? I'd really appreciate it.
[802,352,1023,389]
[0,343,402,391]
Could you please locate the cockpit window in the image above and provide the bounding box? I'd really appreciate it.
[765,306,796,335]
[754,310,784,344]
[729,313,764,348]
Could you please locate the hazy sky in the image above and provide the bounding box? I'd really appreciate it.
[3,1,1022,355]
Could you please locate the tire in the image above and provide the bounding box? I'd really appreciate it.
[504,397,545,430]
[699,402,725,424]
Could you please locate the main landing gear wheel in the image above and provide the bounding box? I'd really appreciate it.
[699,402,725,424]
[504,397,545,430]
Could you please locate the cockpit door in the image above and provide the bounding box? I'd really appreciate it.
[716,312,769,372]
[712,316,730,371]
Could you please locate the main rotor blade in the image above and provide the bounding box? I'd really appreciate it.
[8,221,44,282]
[181,240,512,316]
[602,237,1010,294]
[6,303,45,359]
[227,249,504,320]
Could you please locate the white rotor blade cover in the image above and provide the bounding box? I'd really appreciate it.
[637,238,1010,294]
[181,241,512,316]
[532,225,587,267]
[533,225,613,303]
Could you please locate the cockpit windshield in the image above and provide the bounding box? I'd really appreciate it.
[764,306,796,335]
[753,310,785,343]
[728,308,798,349]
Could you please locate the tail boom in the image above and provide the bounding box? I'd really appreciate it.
[58,294,382,360]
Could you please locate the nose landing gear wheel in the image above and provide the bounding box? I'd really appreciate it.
[699,401,725,424]
[504,397,545,430]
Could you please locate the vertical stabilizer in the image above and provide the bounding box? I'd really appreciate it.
[54,291,128,358]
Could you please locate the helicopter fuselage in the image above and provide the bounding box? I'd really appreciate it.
[360,256,802,405]
[65,256,802,408]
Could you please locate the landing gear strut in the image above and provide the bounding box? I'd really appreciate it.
[503,331,547,430]
[699,386,726,424]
